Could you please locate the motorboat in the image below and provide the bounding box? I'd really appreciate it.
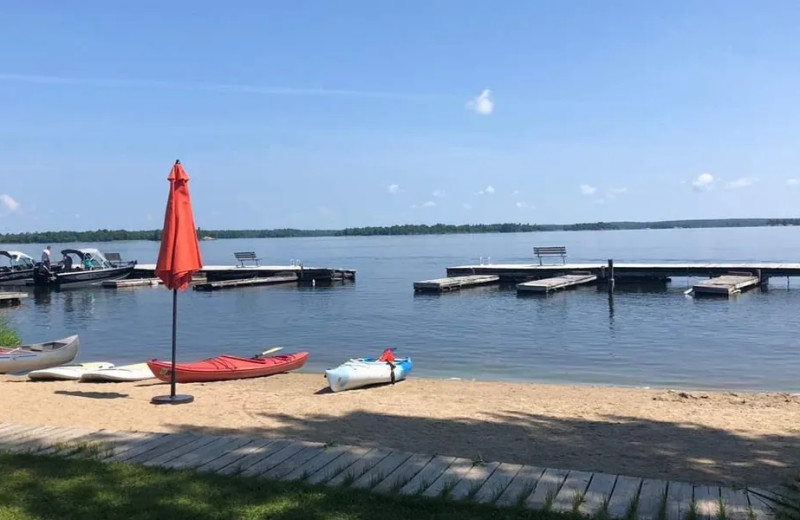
[33,248,136,288]
[0,251,35,286]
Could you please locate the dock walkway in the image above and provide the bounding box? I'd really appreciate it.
[693,274,761,296]
[0,292,27,306]
[0,422,785,520]
[517,274,597,293]
[414,275,499,293]
[193,274,298,291]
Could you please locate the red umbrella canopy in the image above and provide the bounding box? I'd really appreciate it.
[156,160,203,290]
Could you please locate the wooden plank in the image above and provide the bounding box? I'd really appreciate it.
[195,439,272,474]
[99,433,166,460]
[0,426,62,452]
[449,461,501,501]
[326,448,393,487]
[551,470,593,514]
[216,439,293,476]
[748,491,778,520]
[283,445,351,482]
[372,453,434,494]
[164,436,252,471]
[693,275,760,296]
[517,274,597,293]
[413,275,499,292]
[0,292,27,305]
[0,424,45,446]
[637,479,668,520]
[580,473,618,517]
[239,441,312,477]
[473,463,523,504]
[262,445,327,480]
[17,427,97,454]
[141,435,219,467]
[108,433,175,462]
[526,468,569,510]
[665,481,694,520]
[193,274,298,292]
[351,451,414,490]
[694,485,720,520]
[421,457,477,498]
[398,455,457,496]
[720,487,750,520]
[495,465,545,507]
[305,446,373,485]
[102,278,162,288]
[123,433,200,464]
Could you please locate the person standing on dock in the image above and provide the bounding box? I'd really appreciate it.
[41,246,51,269]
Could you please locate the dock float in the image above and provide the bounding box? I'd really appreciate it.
[692,273,761,296]
[517,274,597,294]
[133,264,355,283]
[102,278,162,288]
[0,292,27,306]
[414,275,499,293]
[193,274,298,292]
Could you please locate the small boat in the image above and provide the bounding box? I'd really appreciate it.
[325,348,413,392]
[28,361,114,381]
[147,351,309,383]
[0,335,80,374]
[33,248,137,288]
[80,363,155,382]
[0,250,36,286]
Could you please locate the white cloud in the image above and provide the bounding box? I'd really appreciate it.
[432,189,446,198]
[462,203,473,210]
[0,194,20,213]
[788,179,799,187]
[388,184,399,194]
[512,190,520,196]
[421,201,436,208]
[478,185,495,195]
[725,177,757,189]
[579,184,597,196]
[515,201,534,209]
[466,89,494,115]
[691,173,714,190]
[609,187,628,194]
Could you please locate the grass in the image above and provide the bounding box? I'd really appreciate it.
[0,452,579,520]
[0,316,20,347]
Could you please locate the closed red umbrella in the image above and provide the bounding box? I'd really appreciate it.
[151,160,203,405]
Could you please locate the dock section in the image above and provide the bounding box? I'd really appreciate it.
[193,274,299,292]
[517,274,597,294]
[414,275,499,293]
[0,292,26,306]
[133,264,355,284]
[103,278,162,288]
[692,273,761,296]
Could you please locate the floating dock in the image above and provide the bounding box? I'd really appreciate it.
[0,292,27,306]
[692,273,761,296]
[414,275,499,293]
[102,278,162,288]
[133,264,355,284]
[193,274,298,292]
[517,274,597,294]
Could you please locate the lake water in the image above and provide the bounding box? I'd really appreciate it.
[2,227,800,392]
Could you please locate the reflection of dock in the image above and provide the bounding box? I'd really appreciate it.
[194,274,298,292]
[0,292,26,306]
[133,264,355,284]
[414,275,499,293]
[517,274,597,294]
[691,273,761,297]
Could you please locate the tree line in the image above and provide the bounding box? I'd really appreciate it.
[0,218,798,244]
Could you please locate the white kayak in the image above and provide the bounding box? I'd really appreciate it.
[325,349,413,392]
[80,363,155,382]
[28,361,114,381]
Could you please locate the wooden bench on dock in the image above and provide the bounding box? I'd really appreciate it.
[234,251,261,267]
[533,246,567,265]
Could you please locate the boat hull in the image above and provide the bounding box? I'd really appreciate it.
[147,351,309,383]
[0,335,80,374]
[80,363,154,382]
[28,362,114,381]
[0,268,34,286]
[325,357,413,392]
[33,265,136,288]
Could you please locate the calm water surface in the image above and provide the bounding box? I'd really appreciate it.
[3,227,799,392]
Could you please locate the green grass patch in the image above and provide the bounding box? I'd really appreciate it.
[0,452,577,519]
[0,316,20,347]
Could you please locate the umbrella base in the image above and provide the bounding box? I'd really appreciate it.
[151,394,194,405]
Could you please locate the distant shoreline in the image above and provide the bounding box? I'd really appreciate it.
[1,218,799,244]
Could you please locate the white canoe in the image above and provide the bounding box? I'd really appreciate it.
[80,363,155,382]
[0,335,80,374]
[28,361,114,381]
[325,357,413,392]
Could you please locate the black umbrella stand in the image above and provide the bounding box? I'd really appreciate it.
[151,289,194,405]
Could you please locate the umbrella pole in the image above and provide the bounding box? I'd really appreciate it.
[151,288,194,405]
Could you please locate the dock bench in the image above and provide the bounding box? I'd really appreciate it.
[234,251,261,267]
[533,246,567,265]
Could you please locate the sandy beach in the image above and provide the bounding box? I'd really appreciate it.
[0,373,797,487]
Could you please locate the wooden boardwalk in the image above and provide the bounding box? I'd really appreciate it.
[193,274,298,292]
[692,274,761,296]
[517,274,597,293]
[414,275,499,293]
[0,291,27,306]
[0,422,785,520]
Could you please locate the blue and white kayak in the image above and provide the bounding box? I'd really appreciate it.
[325,349,412,392]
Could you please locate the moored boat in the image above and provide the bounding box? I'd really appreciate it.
[324,348,413,392]
[0,251,35,286]
[33,249,136,288]
[0,335,80,374]
[147,351,309,383]
[80,363,155,382]
[28,361,114,381]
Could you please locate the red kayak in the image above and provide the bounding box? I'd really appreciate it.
[147,351,309,383]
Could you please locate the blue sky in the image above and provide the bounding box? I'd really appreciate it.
[2,1,800,232]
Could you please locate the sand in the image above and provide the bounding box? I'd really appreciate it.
[0,373,797,487]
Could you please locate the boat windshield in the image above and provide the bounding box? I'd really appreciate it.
[0,251,35,270]
[59,248,113,269]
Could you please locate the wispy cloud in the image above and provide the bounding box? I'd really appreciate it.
[462,203,473,210]
[478,185,495,195]
[609,187,628,195]
[579,184,597,196]
[691,173,714,191]
[515,201,534,209]
[432,189,446,198]
[388,184,399,194]
[0,194,20,213]
[421,200,436,208]
[466,89,494,115]
[512,190,520,196]
[725,177,757,189]
[788,179,799,187]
